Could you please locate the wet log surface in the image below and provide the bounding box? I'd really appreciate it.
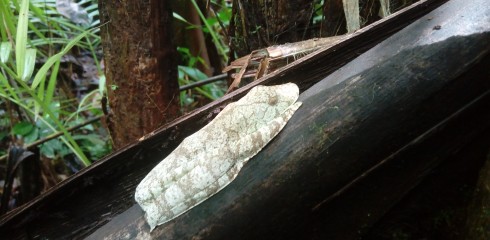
[3,0,490,239]
[364,128,490,239]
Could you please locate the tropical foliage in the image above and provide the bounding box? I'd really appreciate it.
[0,0,106,172]
[0,0,232,177]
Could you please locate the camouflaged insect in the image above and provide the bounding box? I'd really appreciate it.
[135,83,302,230]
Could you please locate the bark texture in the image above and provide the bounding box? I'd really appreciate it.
[322,0,347,36]
[231,0,314,57]
[99,0,180,149]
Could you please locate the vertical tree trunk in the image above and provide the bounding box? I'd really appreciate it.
[231,0,314,57]
[322,0,347,37]
[98,0,180,149]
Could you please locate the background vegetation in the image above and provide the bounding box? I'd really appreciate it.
[1,0,106,174]
[0,1,231,167]
[0,0,233,211]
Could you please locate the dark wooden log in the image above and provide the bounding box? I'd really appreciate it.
[89,0,490,238]
[365,128,490,239]
[2,0,488,239]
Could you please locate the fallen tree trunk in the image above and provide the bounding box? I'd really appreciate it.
[2,0,489,239]
[89,0,490,238]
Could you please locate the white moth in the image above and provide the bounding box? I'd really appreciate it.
[135,83,302,231]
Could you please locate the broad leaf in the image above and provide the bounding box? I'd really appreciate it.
[12,121,34,136]
[15,0,30,79]
[0,42,12,63]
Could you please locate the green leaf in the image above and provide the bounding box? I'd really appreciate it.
[31,30,90,89]
[15,0,30,79]
[41,140,60,158]
[73,134,106,144]
[12,71,92,166]
[216,7,231,25]
[0,1,17,40]
[0,68,20,101]
[173,12,191,25]
[12,121,34,136]
[72,134,110,159]
[178,65,208,81]
[0,42,12,63]
[23,126,39,144]
[45,58,60,105]
[22,48,36,80]
[177,47,190,55]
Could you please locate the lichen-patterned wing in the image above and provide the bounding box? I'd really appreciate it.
[135,83,302,230]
